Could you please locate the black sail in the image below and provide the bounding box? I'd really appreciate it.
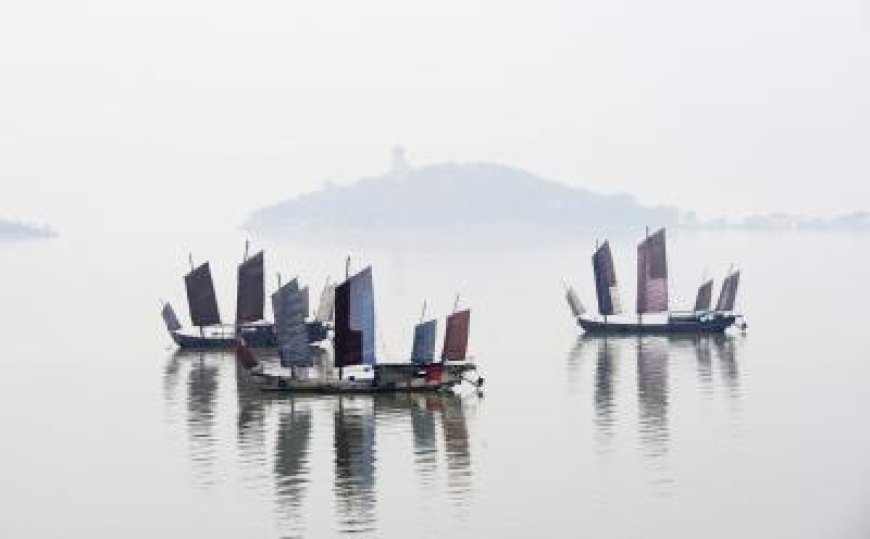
[592,241,622,316]
[636,228,669,314]
[694,279,714,311]
[236,251,265,323]
[185,262,221,327]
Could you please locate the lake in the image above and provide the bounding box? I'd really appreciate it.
[1,228,868,538]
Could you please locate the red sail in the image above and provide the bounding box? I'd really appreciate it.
[442,309,471,361]
[184,262,221,327]
[636,228,669,314]
[236,250,265,323]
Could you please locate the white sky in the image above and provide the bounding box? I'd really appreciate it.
[0,0,867,231]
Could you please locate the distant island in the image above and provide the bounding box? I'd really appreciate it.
[245,149,680,240]
[0,218,56,240]
[683,211,870,231]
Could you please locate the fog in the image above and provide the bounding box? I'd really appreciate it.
[1,0,867,234]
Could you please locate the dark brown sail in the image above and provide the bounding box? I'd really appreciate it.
[184,262,221,327]
[161,302,182,332]
[636,228,668,314]
[236,250,264,323]
[442,309,471,361]
[334,267,375,368]
[694,279,714,311]
[716,271,741,312]
[593,241,622,316]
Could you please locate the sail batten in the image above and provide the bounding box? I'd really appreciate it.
[272,279,312,367]
[636,228,669,314]
[442,309,471,361]
[694,279,714,311]
[334,267,376,368]
[236,251,265,323]
[592,241,622,316]
[411,319,438,364]
[184,262,221,327]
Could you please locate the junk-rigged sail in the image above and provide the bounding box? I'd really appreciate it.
[411,319,438,364]
[694,279,714,311]
[315,279,336,323]
[442,309,471,361]
[636,228,669,314]
[272,279,313,368]
[236,251,265,324]
[716,270,741,312]
[565,286,585,317]
[161,302,182,332]
[593,241,622,316]
[334,267,376,368]
[185,262,221,327]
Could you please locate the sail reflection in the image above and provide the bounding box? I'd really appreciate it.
[575,334,743,460]
[163,352,477,536]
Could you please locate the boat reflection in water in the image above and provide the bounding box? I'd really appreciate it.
[163,349,477,537]
[571,334,742,467]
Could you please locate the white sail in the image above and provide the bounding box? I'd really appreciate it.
[315,279,336,323]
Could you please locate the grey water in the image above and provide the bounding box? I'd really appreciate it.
[1,228,869,538]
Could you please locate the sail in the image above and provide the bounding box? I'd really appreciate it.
[161,302,182,332]
[442,309,471,361]
[565,286,585,317]
[411,319,438,364]
[334,267,376,368]
[694,279,714,311]
[716,271,741,312]
[636,228,669,314]
[184,262,221,327]
[272,280,312,367]
[236,250,265,323]
[315,280,336,323]
[592,241,622,316]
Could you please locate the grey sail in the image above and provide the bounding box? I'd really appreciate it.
[694,279,714,311]
[636,228,668,314]
[236,250,265,323]
[411,319,438,364]
[592,241,622,316]
[315,279,336,323]
[716,271,741,312]
[184,262,221,327]
[272,280,312,368]
[161,302,182,332]
[565,286,586,317]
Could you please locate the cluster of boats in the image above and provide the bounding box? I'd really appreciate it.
[161,245,484,394]
[564,228,746,333]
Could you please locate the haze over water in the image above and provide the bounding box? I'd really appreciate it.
[0,227,868,537]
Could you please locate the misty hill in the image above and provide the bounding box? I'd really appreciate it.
[245,154,679,239]
[0,219,55,240]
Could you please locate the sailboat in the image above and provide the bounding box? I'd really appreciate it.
[161,245,334,348]
[566,228,745,334]
[237,262,484,393]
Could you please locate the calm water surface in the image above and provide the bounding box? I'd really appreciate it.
[1,229,869,538]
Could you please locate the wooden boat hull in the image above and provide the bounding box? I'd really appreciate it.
[171,321,329,349]
[577,313,737,334]
[245,362,481,394]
